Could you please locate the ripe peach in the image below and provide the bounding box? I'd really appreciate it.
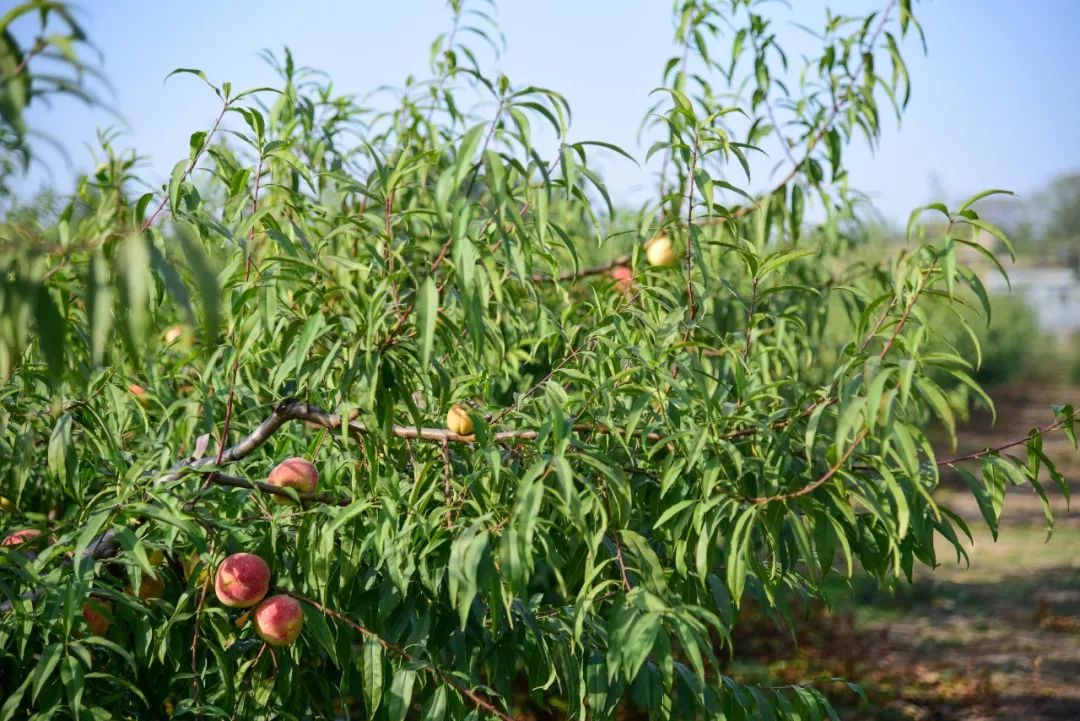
[164,326,183,344]
[253,594,304,647]
[645,234,677,266]
[1,528,42,547]
[214,553,270,608]
[129,384,149,405]
[83,599,112,636]
[610,265,633,292]
[267,457,319,505]
[446,404,474,436]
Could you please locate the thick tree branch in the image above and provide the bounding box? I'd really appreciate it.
[162,399,665,463]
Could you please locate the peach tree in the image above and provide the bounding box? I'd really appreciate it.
[0,1,1075,719]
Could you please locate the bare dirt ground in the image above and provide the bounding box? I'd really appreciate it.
[736,385,1080,720]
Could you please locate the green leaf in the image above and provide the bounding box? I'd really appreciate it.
[620,612,660,681]
[620,529,668,595]
[47,413,74,489]
[956,188,1014,213]
[60,654,85,717]
[726,508,757,602]
[86,251,112,366]
[33,285,64,386]
[417,276,438,373]
[167,158,187,217]
[122,233,151,349]
[448,523,489,628]
[386,667,417,721]
[177,223,220,345]
[32,643,64,702]
[452,123,486,191]
[420,685,447,721]
[360,637,383,716]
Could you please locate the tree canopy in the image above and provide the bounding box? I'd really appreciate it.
[0,1,1075,719]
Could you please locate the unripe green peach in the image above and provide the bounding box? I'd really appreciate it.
[253,594,304,647]
[83,599,112,636]
[267,457,319,505]
[645,233,677,266]
[446,404,474,436]
[214,553,270,608]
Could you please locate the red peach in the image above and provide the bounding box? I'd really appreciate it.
[1,528,42,547]
[267,457,319,505]
[610,265,633,293]
[214,553,270,608]
[83,599,112,636]
[253,594,304,647]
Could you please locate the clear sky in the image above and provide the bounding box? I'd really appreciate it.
[12,0,1080,225]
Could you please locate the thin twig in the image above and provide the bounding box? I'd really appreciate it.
[286,590,520,721]
[532,0,901,286]
[879,264,934,359]
[750,428,868,503]
[196,471,352,507]
[609,530,633,593]
[528,254,631,284]
[212,152,266,473]
[683,140,700,341]
[442,440,453,529]
[157,399,666,461]
[190,543,215,711]
[697,0,899,229]
[140,101,230,233]
[489,336,595,426]
[742,276,759,361]
[11,37,47,79]
[938,409,1080,466]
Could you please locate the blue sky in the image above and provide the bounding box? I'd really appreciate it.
[13,0,1080,224]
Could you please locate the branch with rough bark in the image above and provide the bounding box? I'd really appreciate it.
[5,395,1074,619]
